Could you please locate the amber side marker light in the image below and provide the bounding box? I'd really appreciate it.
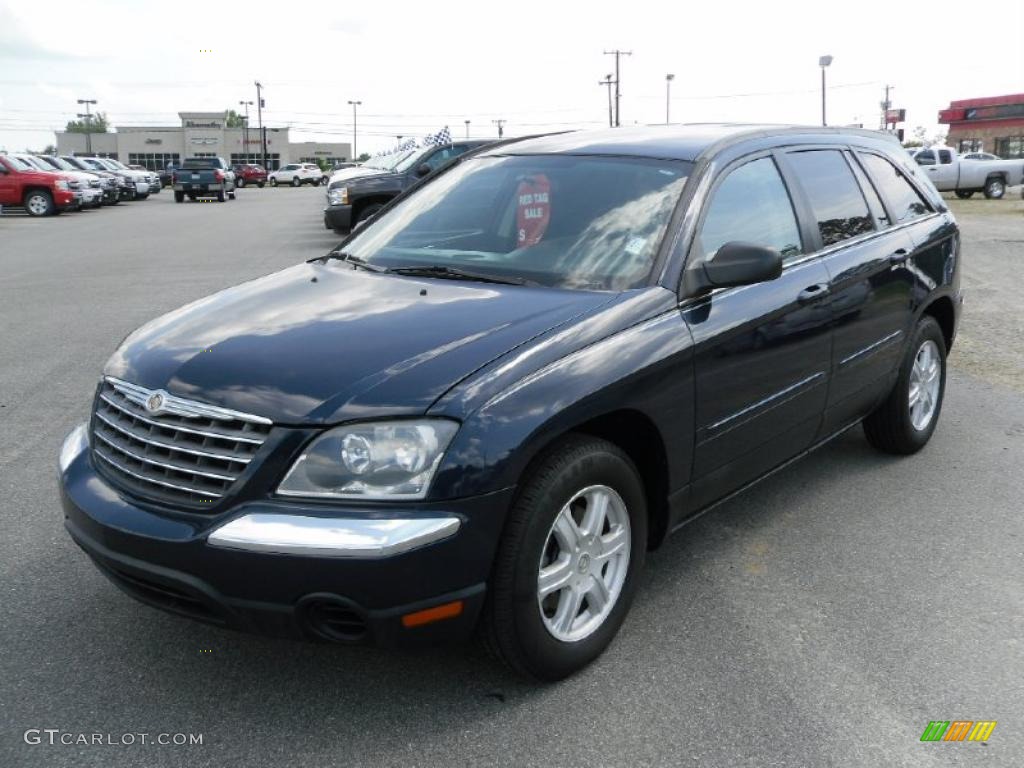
[401,600,464,628]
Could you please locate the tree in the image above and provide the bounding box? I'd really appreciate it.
[65,112,110,133]
[225,109,246,128]
[356,152,371,162]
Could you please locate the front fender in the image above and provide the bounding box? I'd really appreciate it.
[430,310,695,500]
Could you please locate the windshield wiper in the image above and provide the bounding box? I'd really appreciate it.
[389,265,529,286]
[318,251,390,273]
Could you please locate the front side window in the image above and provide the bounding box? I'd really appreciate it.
[859,153,931,225]
[914,150,936,166]
[343,154,691,291]
[696,156,802,261]
[786,150,874,248]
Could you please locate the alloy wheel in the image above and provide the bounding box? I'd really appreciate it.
[909,339,941,431]
[537,484,631,643]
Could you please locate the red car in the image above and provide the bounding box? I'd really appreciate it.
[0,154,78,216]
[231,164,267,188]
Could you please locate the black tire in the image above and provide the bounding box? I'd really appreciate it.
[136,193,149,201]
[174,191,185,203]
[480,435,647,680]
[954,190,973,200]
[217,189,225,202]
[355,203,384,225]
[983,177,1005,199]
[270,178,278,187]
[863,316,946,455]
[257,181,265,188]
[291,177,301,187]
[24,189,55,216]
[228,191,235,200]
[236,177,245,188]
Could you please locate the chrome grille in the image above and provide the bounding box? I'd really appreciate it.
[91,377,272,510]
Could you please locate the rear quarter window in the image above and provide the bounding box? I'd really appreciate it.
[859,153,932,225]
[785,149,874,248]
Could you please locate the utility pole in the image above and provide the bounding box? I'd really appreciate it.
[598,74,614,127]
[239,100,253,161]
[348,100,362,159]
[665,74,675,124]
[880,84,894,130]
[492,119,506,138]
[603,49,631,126]
[818,55,833,127]
[255,81,268,169]
[76,98,97,154]
[464,119,471,138]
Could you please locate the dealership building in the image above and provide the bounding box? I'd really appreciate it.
[55,112,352,171]
[938,93,1024,158]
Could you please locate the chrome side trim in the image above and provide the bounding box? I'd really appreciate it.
[93,410,253,463]
[92,448,224,498]
[839,330,903,366]
[705,371,826,436]
[106,376,272,425]
[207,514,461,558]
[59,423,89,473]
[98,393,265,445]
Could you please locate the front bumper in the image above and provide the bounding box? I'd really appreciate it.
[324,204,353,231]
[59,425,511,647]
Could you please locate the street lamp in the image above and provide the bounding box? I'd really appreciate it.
[76,98,97,154]
[348,100,362,160]
[464,119,470,138]
[819,55,833,127]
[665,74,675,124]
[239,100,253,162]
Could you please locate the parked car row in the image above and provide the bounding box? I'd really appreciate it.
[0,153,160,216]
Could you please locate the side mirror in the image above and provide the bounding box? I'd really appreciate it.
[415,163,432,178]
[683,241,783,296]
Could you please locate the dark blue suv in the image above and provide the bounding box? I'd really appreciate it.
[59,125,961,680]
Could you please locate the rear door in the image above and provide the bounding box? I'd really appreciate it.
[683,152,833,510]
[780,147,916,434]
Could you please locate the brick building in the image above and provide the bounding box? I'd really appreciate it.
[938,93,1024,158]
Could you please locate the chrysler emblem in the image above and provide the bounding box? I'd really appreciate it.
[145,392,165,413]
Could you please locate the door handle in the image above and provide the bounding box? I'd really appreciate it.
[889,248,909,265]
[797,283,829,304]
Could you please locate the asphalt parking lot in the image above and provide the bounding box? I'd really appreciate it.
[2,187,1022,767]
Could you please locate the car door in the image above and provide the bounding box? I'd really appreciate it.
[779,147,917,434]
[930,148,959,189]
[0,158,17,204]
[682,152,833,510]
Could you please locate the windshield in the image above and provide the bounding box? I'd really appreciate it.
[365,151,413,171]
[42,156,74,170]
[77,158,104,170]
[18,155,51,171]
[393,146,434,173]
[343,154,691,291]
[105,159,128,170]
[4,155,34,171]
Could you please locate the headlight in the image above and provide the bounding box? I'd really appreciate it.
[328,187,348,205]
[277,420,458,500]
[55,179,70,190]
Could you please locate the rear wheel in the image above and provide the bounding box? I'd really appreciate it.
[217,189,225,202]
[24,189,55,216]
[270,177,278,187]
[863,316,946,455]
[174,191,185,203]
[228,190,236,200]
[983,178,1006,199]
[954,190,973,200]
[481,435,646,680]
[291,176,301,187]
[236,177,246,188]
[257,181,265,188]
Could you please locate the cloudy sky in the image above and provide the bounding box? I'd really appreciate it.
[1,0,1021,154]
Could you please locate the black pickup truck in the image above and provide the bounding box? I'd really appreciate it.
[173,157,237,203]
[324,140,491,232]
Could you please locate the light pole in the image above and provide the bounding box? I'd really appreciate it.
[76,98,97,154]
[239,100,253,162]
[598,74,614,127]
[818,55,833,127]
[603,49,632,127]
[255,81,268,169]
[665,74,675,124]
[348,100,362,159]
[492,119,506,138]
[464,119,470,138]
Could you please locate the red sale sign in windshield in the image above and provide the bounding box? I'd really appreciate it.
[516,175,551,247]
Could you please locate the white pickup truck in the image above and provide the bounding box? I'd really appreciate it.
[911,146,1024,199]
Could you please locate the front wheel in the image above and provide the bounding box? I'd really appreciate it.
[236,177,245,188]
[954,190,973,200]
[24,189,55,216]
[217,189,225,202]
[863,316,946,455]
[291,177,301,187]
[481,435,647,680]
[269,177,278,187]
[257,181,265,188]
[983,178,1006,199]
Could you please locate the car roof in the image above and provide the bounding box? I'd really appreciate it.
[484,123,901,162]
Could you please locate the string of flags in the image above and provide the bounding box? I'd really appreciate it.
[373,127,452,158]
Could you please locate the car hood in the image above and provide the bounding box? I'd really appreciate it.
[328,166,388,185]
[104,261,615,424]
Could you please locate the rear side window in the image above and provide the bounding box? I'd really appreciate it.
[697,157,802,261]
[937,149,953,164]
[786,150,874,247]
[859,153,932,225]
